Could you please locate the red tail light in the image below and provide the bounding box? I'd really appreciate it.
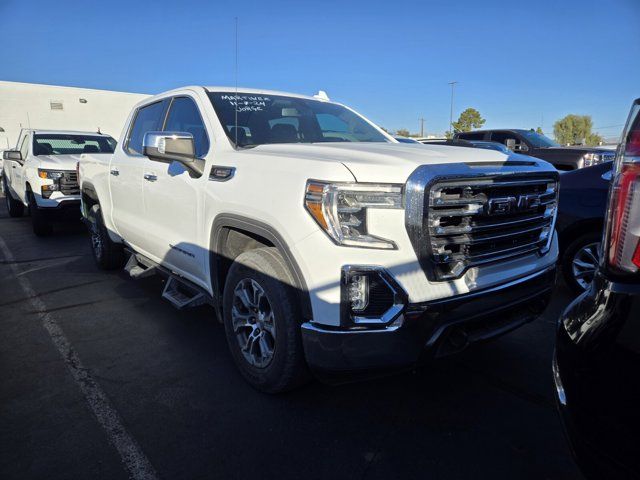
[604,100,640,275]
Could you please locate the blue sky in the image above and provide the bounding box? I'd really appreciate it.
[1,0,638,138]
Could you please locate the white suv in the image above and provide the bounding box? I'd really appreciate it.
[78,87,560,392]
[2,129,116,235]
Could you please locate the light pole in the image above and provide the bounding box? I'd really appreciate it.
[448,81,458,136]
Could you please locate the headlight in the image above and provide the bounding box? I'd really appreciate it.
[581,152,615,167]
[38,169,65,179]
[304,181,403,249]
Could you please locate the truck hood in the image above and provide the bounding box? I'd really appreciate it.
[247,143,513,183]
[35,153,111,170]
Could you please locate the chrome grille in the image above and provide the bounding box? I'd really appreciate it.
[60,171,79,195]
[427,177,557,279]
[404,161,560,282]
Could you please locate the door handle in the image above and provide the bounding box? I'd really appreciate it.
[110,169,119,176]
[143,173,157,182]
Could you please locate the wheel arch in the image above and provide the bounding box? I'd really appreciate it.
[210,214,312,322]
[558,218,604,257]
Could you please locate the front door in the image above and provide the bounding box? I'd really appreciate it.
[142,96,210,288]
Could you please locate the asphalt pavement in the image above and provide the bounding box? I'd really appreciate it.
[0,194,582,480]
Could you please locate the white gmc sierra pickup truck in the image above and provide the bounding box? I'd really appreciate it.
[78,86,559,392]
[2,129,116,235]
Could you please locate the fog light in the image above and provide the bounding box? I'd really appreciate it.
[341,266,408,327]
[348,274,369,312]
[41,184,58,199]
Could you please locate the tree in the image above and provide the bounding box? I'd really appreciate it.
[396,128,410,137]
[451,108,485,133]
[553,114,603,146]
[535,127,544,135]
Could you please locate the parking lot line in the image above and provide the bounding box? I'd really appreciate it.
[0,235,159,480]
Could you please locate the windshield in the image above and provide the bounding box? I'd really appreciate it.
[33,134,117,155]
[208,92,389,147]
[518,130,559,148]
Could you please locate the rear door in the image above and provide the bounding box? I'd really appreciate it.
[109,100,168,252]
[142,95,210,287]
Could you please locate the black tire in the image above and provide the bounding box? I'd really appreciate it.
[27,190,53,236]
[561,231,602,294]
[86,204,125,270]
[2,175,25,218]
[223,247,311,393]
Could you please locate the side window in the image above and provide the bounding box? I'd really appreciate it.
[20,134,30,158]
[164,97,210,158]
[457,132,485,141]
[126,101,166,155]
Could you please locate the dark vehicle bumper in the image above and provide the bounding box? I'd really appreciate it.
[38,199,82,220]
[301,266,555,373]
[555,273,640,480]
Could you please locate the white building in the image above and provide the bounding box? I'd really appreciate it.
[0,81,149,149]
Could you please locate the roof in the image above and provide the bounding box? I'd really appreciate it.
[204,86,323,101]
[23,129,113,136]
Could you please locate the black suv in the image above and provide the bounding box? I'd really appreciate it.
[554,98,640,479]
[455,129,615,171]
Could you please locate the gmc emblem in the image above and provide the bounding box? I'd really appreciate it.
[486,194,541,215]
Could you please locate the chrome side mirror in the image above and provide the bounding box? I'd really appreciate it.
[3,150,22,162]
[143,131,204,175]
[505,138,516,151]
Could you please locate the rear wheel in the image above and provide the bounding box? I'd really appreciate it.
[2,175,25,218]
[28,190,53,236]
[87,204,125,270]
[223,247,310,393]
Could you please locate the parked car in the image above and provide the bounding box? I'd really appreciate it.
[79,86,559,393]
[2,129,116,235]
[556,162,612,293]
[554,98,640,479]
[418,138,509,153]
[454,129,615,171]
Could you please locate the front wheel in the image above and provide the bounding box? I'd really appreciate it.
[223,247,310,393]
[562,232,602,294]
[28,190,53,236]
[2,175,25,218]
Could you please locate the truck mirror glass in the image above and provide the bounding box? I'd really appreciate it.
[3,150,22,162]
[505,138,516,151]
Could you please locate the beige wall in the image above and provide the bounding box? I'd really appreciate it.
[0,81,149,149]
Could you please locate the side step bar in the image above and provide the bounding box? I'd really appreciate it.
[124,250,213,310]
[162,277,207,309]
[125,252,157,279]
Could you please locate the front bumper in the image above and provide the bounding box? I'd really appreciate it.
[36,199,82,220]
[301,265,555,372]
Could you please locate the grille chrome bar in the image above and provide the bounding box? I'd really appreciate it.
[60,171,80,195]
[405,161,560,281]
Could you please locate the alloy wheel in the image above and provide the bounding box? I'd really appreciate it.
[571,242,601,290]
[231,278,276,368]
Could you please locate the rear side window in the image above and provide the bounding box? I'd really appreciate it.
[164,97,209,158]
[457,132,485,141]
[127,101,166,155]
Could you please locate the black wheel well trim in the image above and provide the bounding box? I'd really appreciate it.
[80,182,99,217]
[210,213,313,321]
[558,218,604,255]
